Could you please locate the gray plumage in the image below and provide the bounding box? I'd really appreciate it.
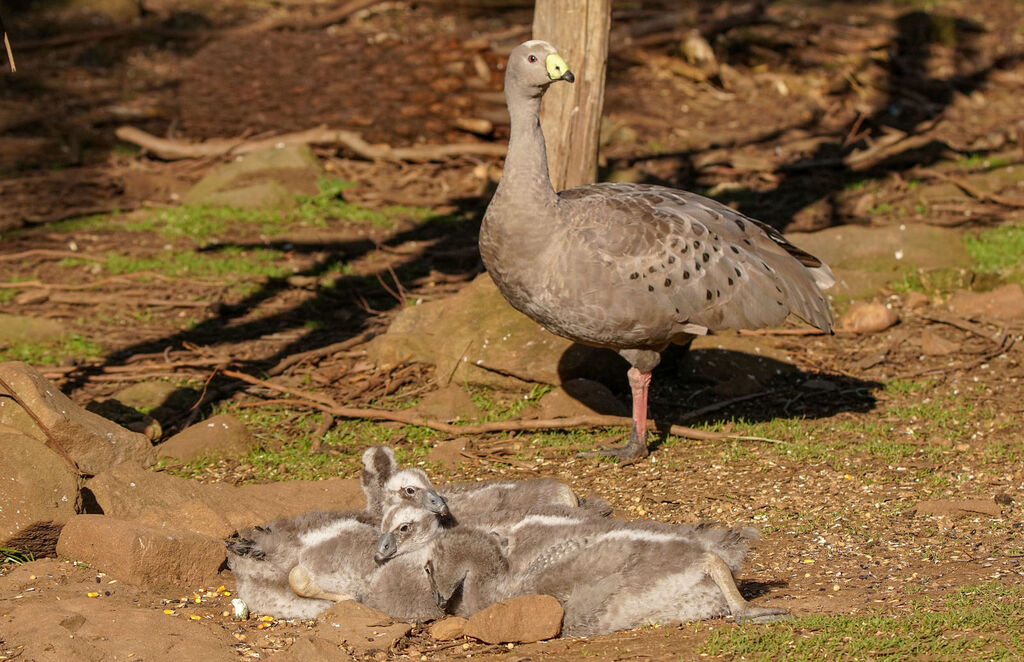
[480,41,835,459]
[360,446,399,518]
[424,521,787,636]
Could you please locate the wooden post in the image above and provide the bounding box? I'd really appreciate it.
[532,0,611,191]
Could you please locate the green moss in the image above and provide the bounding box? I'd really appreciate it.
[0,334,104,365]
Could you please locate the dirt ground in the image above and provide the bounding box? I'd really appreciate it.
[2,0,1024,660]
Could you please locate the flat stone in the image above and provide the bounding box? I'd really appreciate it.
[414,384,482,422]
[948,283,1024,321]
[464,594,563,643]
[278,635,356,662]
[313,600,413,654]
[838,302,899,334]
[365,273,625,388]
[156,413,256,463]
[0,430,81,555]
[0,314,66,344]
[184,144,322,208]
[429,616,469,640]
[88,462,364,539]
[536,378,627,418]
[56,515,225,590]
[0,362,154,476]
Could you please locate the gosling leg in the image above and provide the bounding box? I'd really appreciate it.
[700,552,789,624]
[288,565,354,603]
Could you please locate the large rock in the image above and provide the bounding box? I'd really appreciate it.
[365,274,625,387]
[56,515,224,590]
[464,594,563,643]
[312,600,413,654]
[787,224,971,300]
[184,144,322,209]
[156,413,256,463]
[948,283,1024,321]
[0,314,67,344]
[535,378,627,418]
[87,462,364,538]
[0,362,154,475]
[0,430,81,555]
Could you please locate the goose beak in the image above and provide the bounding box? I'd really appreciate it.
[545,53,574,83]
[374,533,397,563]
[422,490,450,517]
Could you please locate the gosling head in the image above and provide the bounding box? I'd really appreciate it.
[383,468,450,517]
[374,504,442,564]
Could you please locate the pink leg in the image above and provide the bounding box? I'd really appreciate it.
[579,367,651,462]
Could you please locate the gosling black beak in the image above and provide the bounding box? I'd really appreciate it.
[374,533,397,564]
[422,490,450,517]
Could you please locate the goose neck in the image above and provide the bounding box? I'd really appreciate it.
[497,91,558,206]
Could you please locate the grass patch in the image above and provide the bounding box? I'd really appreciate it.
[0,334,104,365]
[966,224,1024,278]
[61,247,289,280]
[468,384,552,423]
[700,582,1024,660]
[1,546,35,564]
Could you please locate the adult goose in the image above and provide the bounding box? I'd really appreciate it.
[480,41,835,460]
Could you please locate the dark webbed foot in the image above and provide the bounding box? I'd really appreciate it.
[732,605,790,625]
[577,427,649,464]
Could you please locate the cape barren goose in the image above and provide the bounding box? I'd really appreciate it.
[424,522,787,636]
[480,41,835,460]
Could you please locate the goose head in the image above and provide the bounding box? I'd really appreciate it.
[375,504,442,563]
[505,40,574,100]
[384,468,450,517]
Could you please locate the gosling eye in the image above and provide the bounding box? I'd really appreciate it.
[400,524,410,533]
[528,54,538,63]
[404,487,416,496]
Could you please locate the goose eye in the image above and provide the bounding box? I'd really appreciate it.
[528,54,538,63]
[404,487,415,496]
[400,524,410,532]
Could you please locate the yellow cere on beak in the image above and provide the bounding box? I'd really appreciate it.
[545,53,574,82]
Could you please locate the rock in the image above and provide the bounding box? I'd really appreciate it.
[12,289,50,305]
[0,362,154,475]
[429,616,469,640]
[184,144,322,209]
[913,498,1002,518]
[0,314,66,344]
[112,380,192,416]
[427,438,472,471]
[56,515,225,590]
[88,463,364,538]
[0,563,239,661]
[948,283,1024,321]
[278,635,356,662]
[464,594,563,643]
[920,329,960,356]
[536,378,627,418]
[86,399,162,441]
[0,430,81,555]
[156,413,256,463]
[904,291,930,309]
[313,600,413,654]
[838,302,899,334]
[365,273,625,388]
[414,385,482,422]
[787,225,971,300]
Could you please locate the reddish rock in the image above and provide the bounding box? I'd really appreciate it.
[314,600,413,654]
[464,594,563,643]
[838,302,899,333]
[56,515,225,590]
[156,413,256,463]
[903,291,930,309]
[429,616,469,640]
[415,385,482,422]
[0,361,153,475]
[920,329,960,356]
[88,463,364,538]
[948,284,1024,322]
[427,438,473,471]
[0,430,81,555]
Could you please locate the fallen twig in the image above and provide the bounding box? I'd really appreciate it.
[220,369,776,443]
[917,312,1005,345]
[910,167,1024,209]
[1,13,15,72]
[0,249,106,263]
[267,330,378,376]
[115,125,507,162]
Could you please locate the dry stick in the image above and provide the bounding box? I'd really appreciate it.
[911,167,1024,209]
[114,125,507,163]
[0,249,106,263]
[267,329,378,376]
[895,333,1014,379]
[0,374,83,476]
[917,312,1005,345]
[1,13,15,72]
[219,369,775,443]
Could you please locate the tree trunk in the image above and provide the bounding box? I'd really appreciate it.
[532,0,611,191]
